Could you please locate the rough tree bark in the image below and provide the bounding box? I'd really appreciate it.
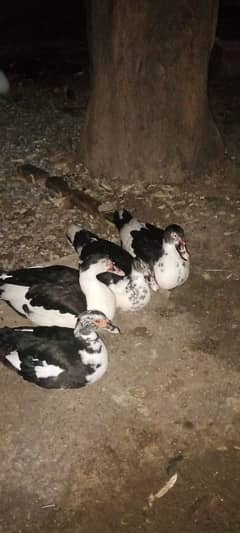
[81,0,223,184]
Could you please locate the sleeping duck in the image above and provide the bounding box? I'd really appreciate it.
[0,254,124,327]
[66,225,152,311]
[113,209,190,290]
[0,310,120,389]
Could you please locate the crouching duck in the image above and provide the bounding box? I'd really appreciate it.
[66,225,152,312]
[0,254,124,327]
[113,209,190,290]
[0,310,120,389]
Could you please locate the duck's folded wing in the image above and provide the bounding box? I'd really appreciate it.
[145,223,164,241]
[19,341,88,389]
[80,239,133,275]
[0,265,79,286]
[26,280,86,316]
[131,229,164,264]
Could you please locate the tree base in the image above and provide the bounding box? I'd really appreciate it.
[80,0,223,185]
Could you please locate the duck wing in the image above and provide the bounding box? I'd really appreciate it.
[0,326,89,388]
[67,228,100,255]
[0,265,78,287]
[79,238,133,285]
[130,227,164,265]
[26,276,86,316]
[80,238,133,273]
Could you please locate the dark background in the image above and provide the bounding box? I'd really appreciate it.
[0,0,240,77]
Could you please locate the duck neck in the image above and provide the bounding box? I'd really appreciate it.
[79,268,116,320]
[75,328,98,341]
[130,267,146,283]
[162,240,177,256]
[75,328,108,385]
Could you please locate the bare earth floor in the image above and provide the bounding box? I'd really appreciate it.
[0,75,240,533]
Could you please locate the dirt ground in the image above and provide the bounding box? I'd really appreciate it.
[0,69,240,533]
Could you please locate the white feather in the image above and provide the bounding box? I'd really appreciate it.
[80,264,117,320]
[5,350,21,371]
[119,218,145,257]
[34,361,64,379]
[1,284,77,327]
[154,244,190,290]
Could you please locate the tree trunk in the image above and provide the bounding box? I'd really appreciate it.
[81,0,223,184]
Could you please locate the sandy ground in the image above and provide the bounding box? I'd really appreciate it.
[0,73,240,533]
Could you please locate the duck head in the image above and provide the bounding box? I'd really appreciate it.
[164,225,189,261]
[75,310,120,336]
[66,224,99,254]
[80,254,125,277]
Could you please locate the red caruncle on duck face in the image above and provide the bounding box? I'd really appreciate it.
[165,225,190,261]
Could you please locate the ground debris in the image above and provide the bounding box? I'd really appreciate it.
[188,494,224,522]
[147,473,178,508]
[45,175,102,216]
[17,163,49,180]
[166,451,184,474]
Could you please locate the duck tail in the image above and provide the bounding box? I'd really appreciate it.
[0,270,9,288]
[0,328,16,362]
[113,209,133,230]
[66,225,99,255]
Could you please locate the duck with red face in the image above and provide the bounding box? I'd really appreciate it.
[113,209,190,291]
[153,224,190,290]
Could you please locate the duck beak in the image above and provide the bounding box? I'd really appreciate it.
[95,318,120,334]
[176,240,189,261]
[107,262,125,276]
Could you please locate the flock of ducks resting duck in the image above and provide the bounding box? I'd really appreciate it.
[0,208,190,389]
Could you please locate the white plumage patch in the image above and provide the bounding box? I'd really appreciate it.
[0,273,12,280]
[78,338,108,385]
[154,245,190,290]
[119,218,146,257]
[86,346,108,384]
[5,350,22,371]
[81,274,117,320]
[27,308,77,328]
[34,361,64,379]
[1,283,77,327]
[110,274,151,311]
[1,284,30,316]
[14,328,34,332]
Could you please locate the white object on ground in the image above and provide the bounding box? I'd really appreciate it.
[147,473,178,508]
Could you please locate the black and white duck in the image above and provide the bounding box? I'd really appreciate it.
[113,209,190,290]
[0,310,120,389]
[0,255,124,327]
[66,225,152,311]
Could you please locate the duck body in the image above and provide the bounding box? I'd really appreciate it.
[67,226,151,312]
[107,259,151,311]
[113,209,190,290]
[113,209,163,260]
[0,255,123,327]
[66,227,133,283]
[0,311,120,389]
[153,241,190,290]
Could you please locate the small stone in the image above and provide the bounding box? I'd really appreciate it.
[133,326,149,337]
[202,272,211,280]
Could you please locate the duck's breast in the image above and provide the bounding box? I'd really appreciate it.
[110,276,151,311]
[154,250,190,289]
